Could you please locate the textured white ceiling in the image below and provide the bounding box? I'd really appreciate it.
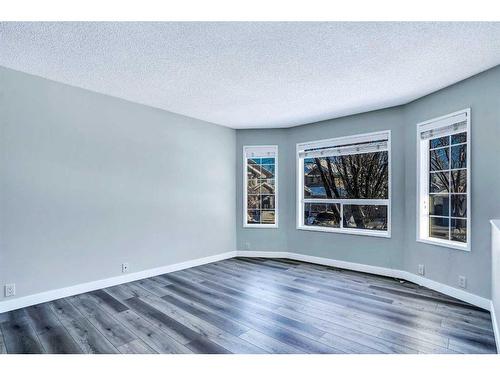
[1,22,500,129]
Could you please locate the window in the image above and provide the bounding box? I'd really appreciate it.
[417,109,471,251]
[243,145,278,228]
[296,131,391,237]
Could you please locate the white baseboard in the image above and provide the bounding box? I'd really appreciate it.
[0,251,236,314]
[236,251,399,278]
[235,250,290,259]
[491,301,500,353]
[0,249,492,315]
[235,250,491,311]
[398,271,491,311]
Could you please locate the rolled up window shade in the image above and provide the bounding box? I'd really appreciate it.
[299,140,388,158]
[420,120,467,140]
[419,111,468,140]
[244,146,277,158]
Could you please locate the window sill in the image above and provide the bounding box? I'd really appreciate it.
[297,225,391,238]
[243,223,278,229]
[417,237,470,251]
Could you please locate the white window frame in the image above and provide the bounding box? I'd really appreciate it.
[416,108,471,251]
[243,145,278,229]
[296,130,391,238]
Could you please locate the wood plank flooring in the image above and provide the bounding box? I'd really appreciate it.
[0,257,497,354]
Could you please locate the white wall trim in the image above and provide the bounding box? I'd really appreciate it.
[490,301,500,353]
[235,250,491,311]
[0,251,236,314]
[1,249,492,315]
[235,250,290,259]
[282,252,398,278]
[398,270,490,311]
[236,250,399,278]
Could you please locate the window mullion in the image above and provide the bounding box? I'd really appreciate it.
[448,149,451,241]
[303,198,389,205]
[340,203,344,229]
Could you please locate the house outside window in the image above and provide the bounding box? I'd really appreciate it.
[243,145,278,228]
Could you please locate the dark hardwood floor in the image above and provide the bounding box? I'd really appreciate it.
[0,257,497,354]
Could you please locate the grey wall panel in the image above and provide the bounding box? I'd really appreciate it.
[0,67,236,302]
[402,66,500,298]
[237,108,406,270]
[236,129,289,252]
[236,65,500,298]
[1,64,498,304]
[286,108,406,270]
[492,221,500,336]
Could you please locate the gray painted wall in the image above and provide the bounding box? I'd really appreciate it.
[403,66,500,298]
[237,108,406,270]
[0,67,236,302]
[236,129,289,252]
[237,65,500,298]
[1,64,498,304]
[287,109,406,270]
[492,221,500,336]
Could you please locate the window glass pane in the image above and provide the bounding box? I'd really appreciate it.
[303,151,388,200]
[451,194,467,218]
[261,210,275,224]
[245,146,277,227]
[429,171,450,193]
[247,163,261,179]
[451,170,466,193]
[342,205,387,231]
[337,152,388,199]
[261,195,275,210]
[304,186,327,198]
[429,194,449,216]
[260,179,275,194]
[304,158,328,198]
[247,195,260,209]
[451,219,467,243]
[304,203,341,228]
[429,217,449,240]
[430,136,449,149]
[430,148,449,171]
[451,144,466,169]
[261,164,275,178]
[451,132,467,145]
[247,210,260,224]
[247,179,260,194]
[420,120,468,246]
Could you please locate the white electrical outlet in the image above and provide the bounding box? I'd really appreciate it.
[5,284,16,297]
[459,276,467,289]
[122,263,129,273]
[244,242,251,250]
[418,264,425,276]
